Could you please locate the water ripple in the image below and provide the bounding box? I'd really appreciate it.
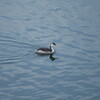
[0,0,100,100]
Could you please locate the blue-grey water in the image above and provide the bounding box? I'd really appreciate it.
[0,0,100,100]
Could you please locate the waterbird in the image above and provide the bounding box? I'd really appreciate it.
[35,43,56,55]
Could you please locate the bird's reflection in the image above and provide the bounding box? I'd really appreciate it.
[36,53,58,61]
[49,53,58,61]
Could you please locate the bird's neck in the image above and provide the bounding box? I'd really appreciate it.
[50,46,54,53]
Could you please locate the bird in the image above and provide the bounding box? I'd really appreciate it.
[35,43,56,55]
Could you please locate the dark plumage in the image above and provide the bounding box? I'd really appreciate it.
[37,48,52,52]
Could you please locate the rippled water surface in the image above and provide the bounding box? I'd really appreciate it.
[0,0,100,100]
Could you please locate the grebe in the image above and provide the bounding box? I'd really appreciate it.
[35,43,56,55]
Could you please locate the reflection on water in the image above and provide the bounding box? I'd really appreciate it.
[0,0,100,100]
[35,53,58,61]
[49,53,58,61]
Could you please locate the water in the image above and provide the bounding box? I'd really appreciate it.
[0,0,100,100]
